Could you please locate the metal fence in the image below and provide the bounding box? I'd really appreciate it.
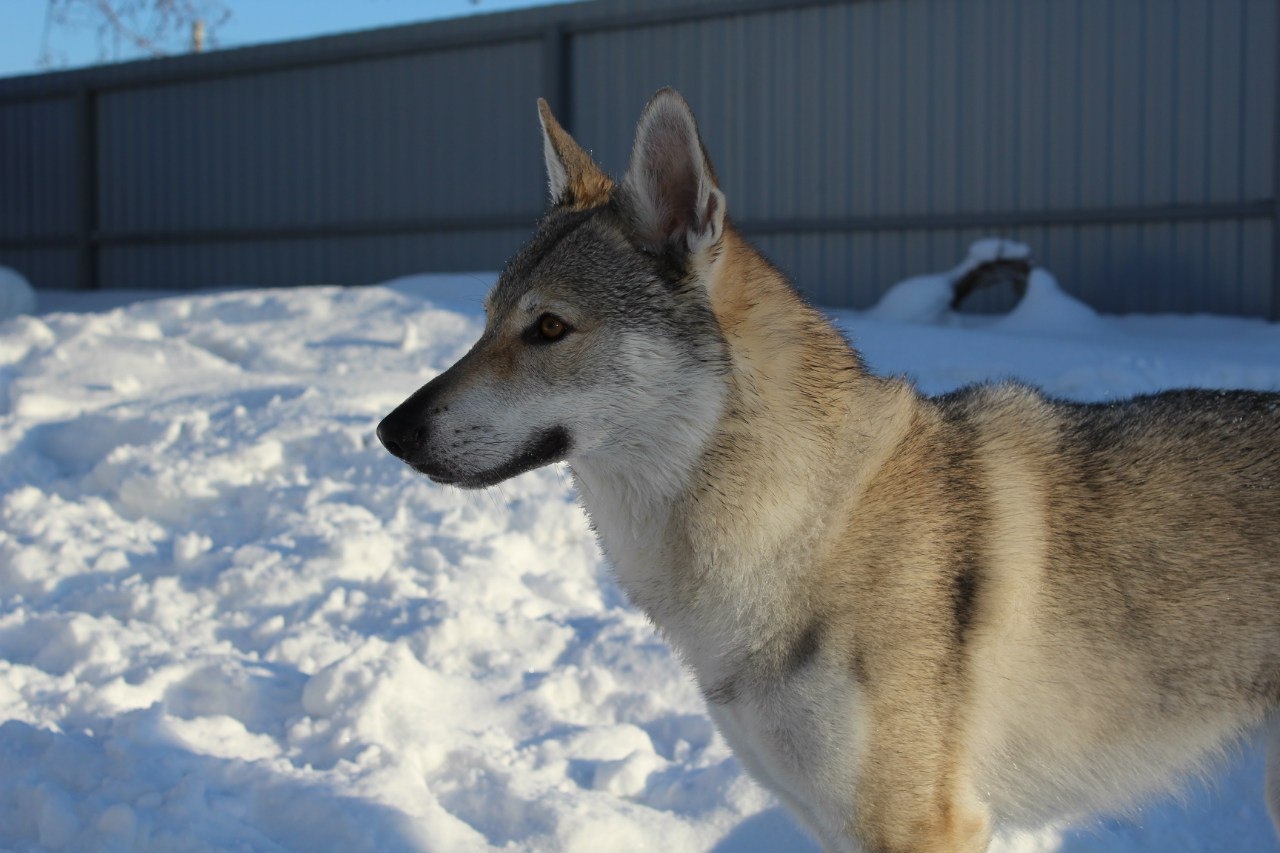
[1,0,1277,317]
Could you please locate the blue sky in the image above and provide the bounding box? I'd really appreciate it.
[0,1,575,79]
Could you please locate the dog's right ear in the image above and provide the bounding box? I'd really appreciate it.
[621,88,726,258]
[537,99,613,209]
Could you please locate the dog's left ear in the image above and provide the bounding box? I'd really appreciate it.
[622,88,726,257]
[538,98,613,209]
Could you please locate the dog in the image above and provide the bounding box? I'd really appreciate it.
[378,89,1280,852]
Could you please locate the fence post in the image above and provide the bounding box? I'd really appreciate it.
[76,87,99,290]
[542,23,572,132]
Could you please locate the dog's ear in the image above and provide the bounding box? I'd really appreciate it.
[537,98,613,209]
[621,88,726,256]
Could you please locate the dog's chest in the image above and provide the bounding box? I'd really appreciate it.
[584,503,792,659]
[575,470,867,836]
[707,664,867,844]
[576,487,682,614]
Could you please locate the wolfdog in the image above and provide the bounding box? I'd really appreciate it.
[378,89,1280,852]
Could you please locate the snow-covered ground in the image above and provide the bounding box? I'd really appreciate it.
[0,257,1278,853]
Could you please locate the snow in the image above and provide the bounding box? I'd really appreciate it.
[0,267,36,321]
[866,238,1106,337]
[867,238,1032,325]
[1,259,1278,852]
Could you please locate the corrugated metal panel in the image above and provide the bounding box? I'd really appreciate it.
[98,41,546,234]
[0,103,28,240]
[954,1,990,216]
[0,98,78,240]
[743,217,1276,319]
[0,0,1274,315]
[1241,219,1275,316]
[1140,1,1175,207]
[570,0,1276,313]
[1244,0,1278,199]
[749,227,995,311]
[0,248,78,290]
[1109,0,1143,209]
[984,0,1020,213]
[1174,0,1209,207]
[99,229,531,290]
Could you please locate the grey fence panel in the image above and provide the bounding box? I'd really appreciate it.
[1243,219,1276,315]
[100,229,532,291]
[1245,0,1278,201]
[1176,0,1211,207]
[744,216,1277,318]
[0,0,1276,317]
[98,41,546,233]
[567,0,1276,315]
[0,98,78,241]
[1139,2,1173,207]
[87,38,548,290]
[0,103,29,240]
[2,248,78,295]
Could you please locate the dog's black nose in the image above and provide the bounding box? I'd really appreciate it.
[376,413,421,461]
[376,420,403,459]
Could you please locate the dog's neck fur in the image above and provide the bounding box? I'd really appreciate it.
[572,228,915,664]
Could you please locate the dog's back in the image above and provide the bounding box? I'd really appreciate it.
[934,385,1280,822]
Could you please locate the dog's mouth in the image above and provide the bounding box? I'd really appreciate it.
[414,427,571,490]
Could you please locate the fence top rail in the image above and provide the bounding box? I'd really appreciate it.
[0,0,862,104]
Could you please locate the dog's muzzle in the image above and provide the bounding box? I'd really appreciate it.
[376,364,571,488]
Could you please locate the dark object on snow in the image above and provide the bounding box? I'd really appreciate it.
[950,258,1032,310]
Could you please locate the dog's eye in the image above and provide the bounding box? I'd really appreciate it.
[531,314,569,343]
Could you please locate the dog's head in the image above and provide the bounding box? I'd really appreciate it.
[378,89,731,491]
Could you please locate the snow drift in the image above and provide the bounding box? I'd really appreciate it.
[0,263,1278,852]
[0,266,36,322]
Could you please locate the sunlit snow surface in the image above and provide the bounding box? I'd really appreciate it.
[1,269,1278,852]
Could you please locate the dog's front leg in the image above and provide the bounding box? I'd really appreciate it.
[851,772,991,853]
[848,690,992,853]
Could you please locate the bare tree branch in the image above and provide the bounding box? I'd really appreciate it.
[41,0,231,66]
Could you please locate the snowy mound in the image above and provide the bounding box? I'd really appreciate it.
[867,239,1029,324]
[0,266,37,320]
[868,239,1103,336]
[994,267,1106,336]
[0,275,1277,852]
